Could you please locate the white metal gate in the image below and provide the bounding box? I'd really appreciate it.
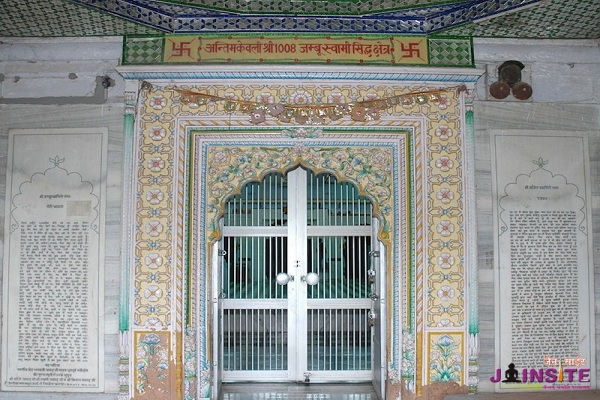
[217,168,383,385]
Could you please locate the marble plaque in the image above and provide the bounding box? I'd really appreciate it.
[491,131,595,391]
[1,128,107,392]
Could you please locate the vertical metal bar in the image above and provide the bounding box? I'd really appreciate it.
[365,308,368,368]
[361,308,366,368]
[231,238,237,298]
[270,308,274,370]
[261,308,265,370]
[325,237,329,299]
[269,173,272,225]
[273,308,277,370]
[343,309,348,370]
[250,308,254,370]
[314,309,319,370]
[329,174,334,227]
[240,237,245,298]
[356,236,360,296]
[334,308,339,370]
[308,171,312,225]
[227,195,231,225]
[307,309,311,370]
[313,172,316,225]
[258,308,262,370]
[232,311,235,370]
[345,236,350,298]
[333,236,337,298]
[250,178,255,227]
[356,309,361,369]
[272,309,276,370]
[235,310,239,370]
[236,309,240,370]
[244,309,247,370]
[328,308,331,371]
[282,308,286,370]
[344,180,348,226]
[229,311,232,370]
[225,311,229,370]
[230,200,234,225]
[278,308,282,370]
[224,311,228,370]
[352,308,356,369]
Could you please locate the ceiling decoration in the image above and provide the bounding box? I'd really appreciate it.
[439,0,600,39]
[0,0,598,39]
[0,0,162,37]
[76,0,535,17]
[73,0,544,34]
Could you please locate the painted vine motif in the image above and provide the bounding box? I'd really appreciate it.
[429,334,463,383]
[135,332,170,397]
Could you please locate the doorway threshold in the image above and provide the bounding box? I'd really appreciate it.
[220,382,377,400]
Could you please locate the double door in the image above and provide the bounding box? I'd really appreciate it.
[213,168,385,394]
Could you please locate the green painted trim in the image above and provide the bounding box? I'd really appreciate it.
[407,129,415,332]
[119,112,135,331]
[428,35,475,67]
[185,129,195,327]
[465,109,479,335]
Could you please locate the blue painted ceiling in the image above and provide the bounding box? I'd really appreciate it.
[0,0,598,38]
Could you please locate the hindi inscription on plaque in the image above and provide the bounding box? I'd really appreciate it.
[2,128,107,392]
[491,131,595,391]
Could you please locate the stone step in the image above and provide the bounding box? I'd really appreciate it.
[444,391,600,400]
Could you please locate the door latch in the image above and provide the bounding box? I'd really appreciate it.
[368,269,376,283]
[303,372,311,383]
[368,311,376,326]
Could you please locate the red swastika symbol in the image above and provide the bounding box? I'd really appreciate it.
[400,42,423,60]
[169,41,193,58]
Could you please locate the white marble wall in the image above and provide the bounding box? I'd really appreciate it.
[472,38,600,391]
[0,37,124,400]
[0,36,598,398]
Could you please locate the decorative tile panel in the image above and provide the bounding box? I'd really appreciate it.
[0,0,161,37]
[428,332,465,384]
[133,331,172,398]
[75,0,542,34]
[123,37,165,65]
[2,0,597,39]
[428,37,474,67]
[426,96,465,328]
[439,0,600,39]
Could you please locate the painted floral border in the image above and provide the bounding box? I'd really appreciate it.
[129,82,470,398]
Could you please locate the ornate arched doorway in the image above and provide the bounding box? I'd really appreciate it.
[194,138,403,399]
[117,66,481,400]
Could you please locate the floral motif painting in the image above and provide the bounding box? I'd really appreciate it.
[124,78,476,399]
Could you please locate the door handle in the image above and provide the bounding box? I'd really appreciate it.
[301,272,319,286]
[276,272,294,285]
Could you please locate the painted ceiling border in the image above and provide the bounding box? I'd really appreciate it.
[75,0,543,34]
